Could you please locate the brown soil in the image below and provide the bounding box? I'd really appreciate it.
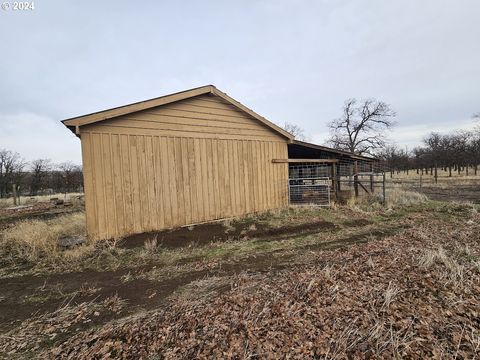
[0,250,298,333]
[120,219,338,249]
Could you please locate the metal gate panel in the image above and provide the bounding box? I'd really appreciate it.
[289,177,330,206]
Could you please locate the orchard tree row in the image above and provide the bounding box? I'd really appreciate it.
[0,149,83,198]
[379,127,480,177]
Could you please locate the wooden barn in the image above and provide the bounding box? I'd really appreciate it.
[63,85,294,240]
[63,85,377,240]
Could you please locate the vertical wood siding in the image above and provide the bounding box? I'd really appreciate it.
[80,94,288,240]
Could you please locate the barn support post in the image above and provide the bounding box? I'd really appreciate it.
[337,164,341,191]
[354,161,359,197]
[331,163,338,201]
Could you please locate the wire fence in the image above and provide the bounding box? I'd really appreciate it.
[287,159,386,207]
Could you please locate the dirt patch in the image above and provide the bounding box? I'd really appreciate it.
[120,219,338,249]
[0,250,298,333]
[120,223,229,249]
[0,266,159,332]
[342,219,373,227]
[252,220,338,238]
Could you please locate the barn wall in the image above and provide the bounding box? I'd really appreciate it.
[80,94,288,240]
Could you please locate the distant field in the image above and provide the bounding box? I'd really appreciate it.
[0,193,84,209]
[386,171,480,204]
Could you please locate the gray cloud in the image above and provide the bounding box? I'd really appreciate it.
[1,0,479,163]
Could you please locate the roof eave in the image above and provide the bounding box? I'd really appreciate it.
[291,140,377,161]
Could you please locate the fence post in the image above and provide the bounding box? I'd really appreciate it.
[12,183,17,206]
[369,163,374,193]
[354,161,359,197]
[382,172,386,206]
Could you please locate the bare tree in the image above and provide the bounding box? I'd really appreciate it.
[0,149,25,198]
[55,162,83,193]
[283,122,310,141]
[327,99,396,155]
[29,159,52,195]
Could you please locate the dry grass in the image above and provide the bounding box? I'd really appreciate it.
[385,187,428,207]
[419,247,465,283]
[143,235,158,253]
[0,212,89,263]
[0,192,84,208]
[0,298,121,355]
[344,187,427,212]
[102,294,127,313]
[381,281,400,310]
[223,218,235,234]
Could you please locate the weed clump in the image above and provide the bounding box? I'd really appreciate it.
[0,212,89,263]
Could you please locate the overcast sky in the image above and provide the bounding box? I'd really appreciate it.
[1,0,479,165]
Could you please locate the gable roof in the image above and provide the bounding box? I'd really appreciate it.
[62,85,294,140]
